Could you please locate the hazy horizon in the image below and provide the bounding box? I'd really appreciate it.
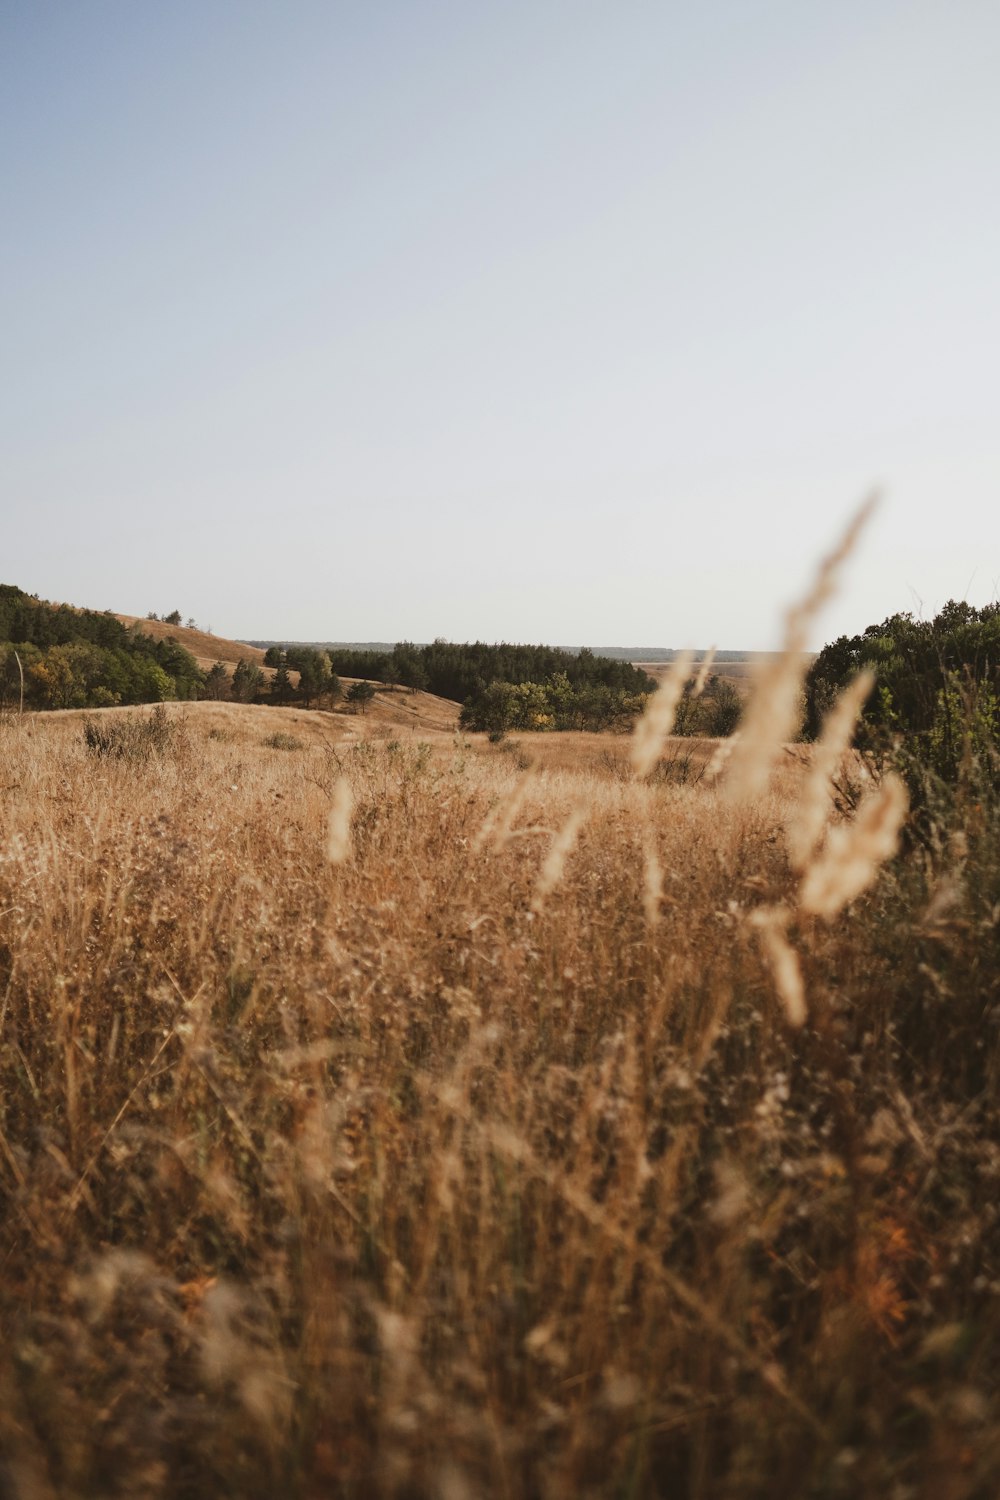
[4,3,999,649]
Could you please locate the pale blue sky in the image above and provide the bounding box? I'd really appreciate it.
[3,2,998,647]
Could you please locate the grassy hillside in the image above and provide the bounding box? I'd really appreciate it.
[114,613,270,671]
[0,682,996,1497]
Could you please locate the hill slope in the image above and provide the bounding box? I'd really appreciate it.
[114,614,268,671]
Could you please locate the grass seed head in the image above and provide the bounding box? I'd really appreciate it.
[691,646,717,699]
[750,905,807,1027]
[788,668,876,871]
[724,495,877,804]
[326,777,354,864]
[799,771,908,919]
[630,650,694,778]
[531,804,587,911]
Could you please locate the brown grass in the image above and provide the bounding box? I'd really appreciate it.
[114,614,270,669]
[637,659,803,698]
[1,623,998,1496]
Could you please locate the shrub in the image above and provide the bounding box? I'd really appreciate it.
[262,731,304,751]
[82,704,182,762]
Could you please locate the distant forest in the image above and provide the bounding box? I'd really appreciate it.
[0,587,656,728]
[0,585,748,736]
[319,641,655,731]
[0,585,204,708]
[248,640,759,663]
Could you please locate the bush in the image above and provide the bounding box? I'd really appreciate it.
[82,705,182,763]
[262,732,304,751]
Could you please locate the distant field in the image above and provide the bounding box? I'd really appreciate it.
[636,655,813,697]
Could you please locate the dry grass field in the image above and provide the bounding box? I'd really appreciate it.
[1,686,997,1499]
[636,658,811,700]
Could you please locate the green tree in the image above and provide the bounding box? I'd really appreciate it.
[346,680,376,714]
[391,643,428,693]
[805,602,1000,748]
[706,678,742,737]
[232,659,264,703]
[271,661,293,703]
[152,638,203,699]
[292,649,330,707]
[204,662,230,700]
[0,643,39,710]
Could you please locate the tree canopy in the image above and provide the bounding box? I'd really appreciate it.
[804,599,1000,781]
[0,585,203,709]
[326,640,654,731]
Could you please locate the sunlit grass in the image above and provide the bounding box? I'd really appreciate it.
[0,684,996,1497]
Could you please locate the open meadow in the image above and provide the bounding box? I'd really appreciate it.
[6,2,999,1492]
[0,683,997,1499]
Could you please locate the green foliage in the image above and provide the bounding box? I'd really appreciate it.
[285,647,329,706]
[805,599,1000,747]
[270,662,293,704]
[346,679,376,713]
[392,641,429,692]
[263,646,283,668]
[231,658,264,704]
[673,676,743,738]
[327,640,653,712]
[807,600,1000,832]
[204,662,230,701]
[460,672,647,733]
[0,585,205,710]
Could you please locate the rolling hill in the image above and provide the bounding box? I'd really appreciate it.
[113,614,269,672]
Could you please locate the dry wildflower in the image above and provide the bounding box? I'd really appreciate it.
[630,650,694,778]
[199,1281,292,1431]
[436,1463,476,1500]
[787,669,875,871]
[725,495,877,803]
[750,905,807,1027]
[921,873,964,927]
[641,827,664,928]
[704,731,739,782]
[799,772,908,919]
[532,805,587,911]
[325,778,354,864]
[524,1321,569,1369]
[73,1249,160,1324]
[708,1159,751,1226]
[601,1371,643,1410]
[691,646,717,699]
[473,766,534,851]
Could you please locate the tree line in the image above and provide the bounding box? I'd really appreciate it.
[0,586,204,709]
[0,590,385,713]
[323,640,665,730]
[804,599,1000,783]
[1,584,749,737]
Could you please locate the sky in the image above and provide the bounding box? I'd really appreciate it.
[2,1,999,649]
